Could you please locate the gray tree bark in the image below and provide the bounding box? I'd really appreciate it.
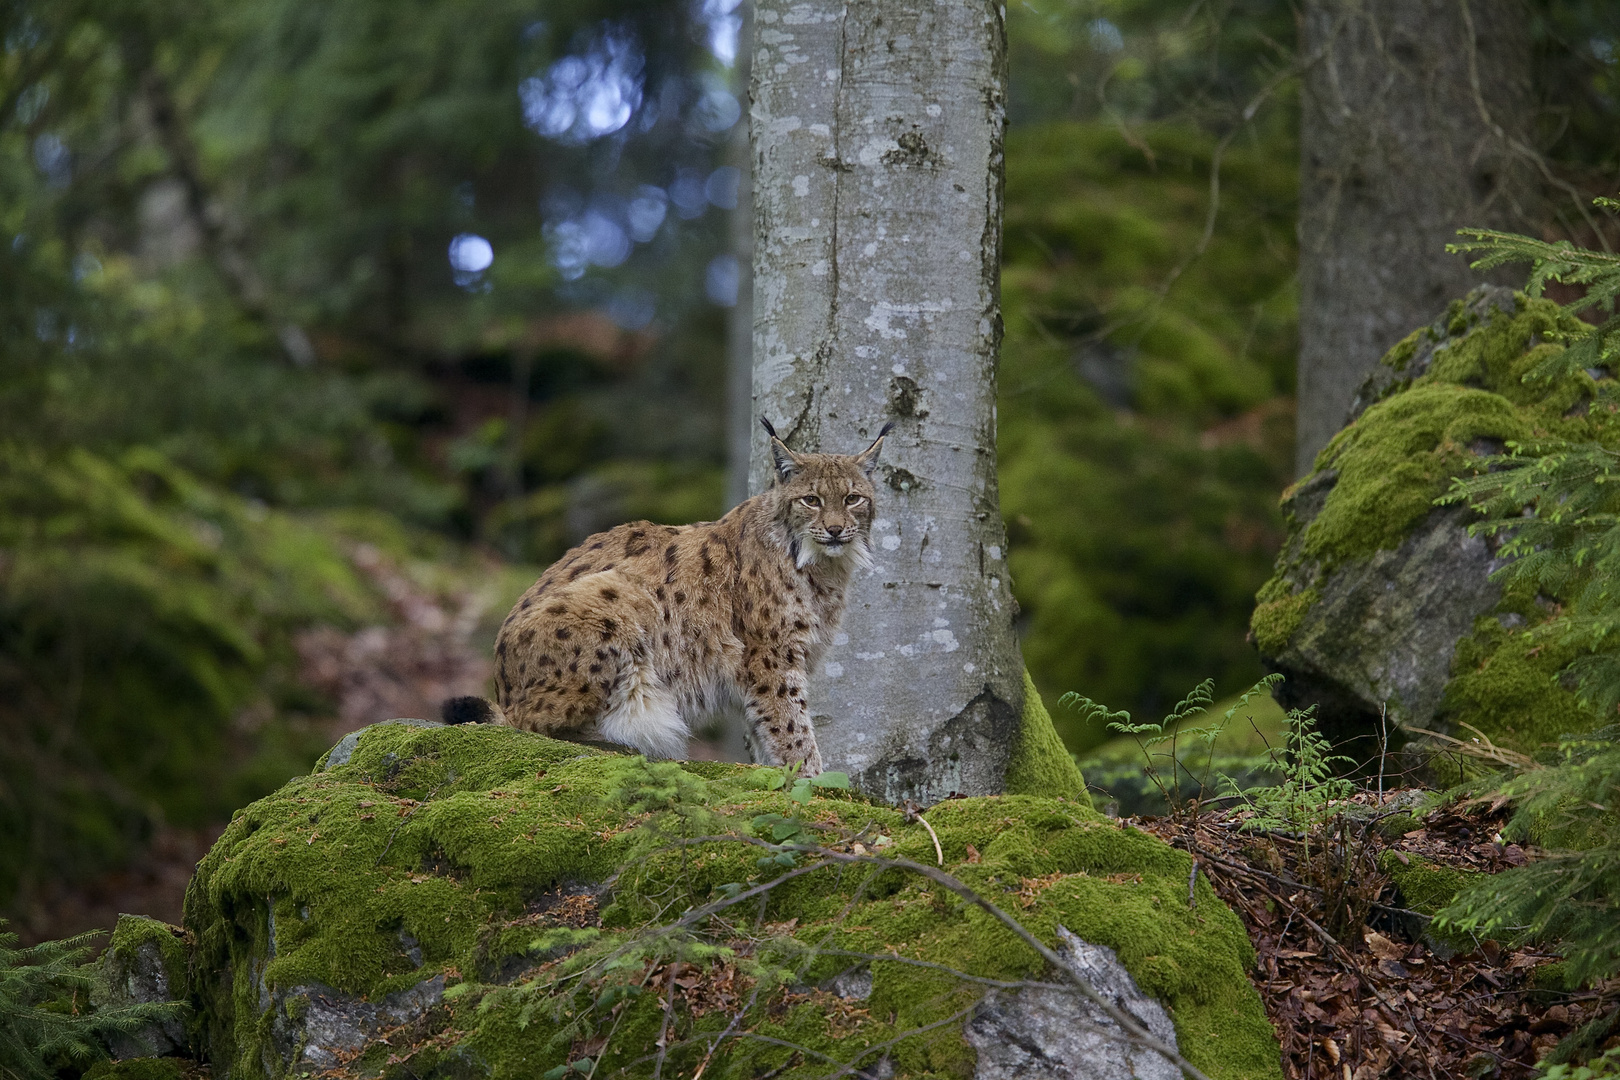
[1296,0,1534,474]
[748,0,1022,804]
[725,5,756,515]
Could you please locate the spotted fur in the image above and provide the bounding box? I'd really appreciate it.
[473,420,891,775]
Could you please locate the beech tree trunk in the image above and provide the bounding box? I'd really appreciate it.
[725,6,756,515]
[1296,0,1534,474]
[748,0,1022,803]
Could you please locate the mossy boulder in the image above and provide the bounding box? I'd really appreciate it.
[94,915,192,1058]
[1252,287,1612,758]
[180,720,1279,1079]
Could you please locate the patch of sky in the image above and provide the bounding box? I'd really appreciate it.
[448,233,493,287]
[33,133,70,187]
[704,166,739,210]
[519,23,644,144]
[696,0,743,66]
[1594,37,1616,64]
[14,84,48,125]
[689,71,740,133]
[605,286,657,330]
[705,254,739,306]
[5,16,45,52]
[669,168,709,219]
[626,185,669,242]
[1089,18,1124,53]
[544,197,635,281]
[72,253,102,283]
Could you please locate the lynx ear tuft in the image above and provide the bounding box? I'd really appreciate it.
[855,422,893,478]
[761,417,801,483]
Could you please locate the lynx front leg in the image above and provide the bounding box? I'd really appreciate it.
[743,668,822,776]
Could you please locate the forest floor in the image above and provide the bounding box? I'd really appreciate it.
[1140,794,1617,1079]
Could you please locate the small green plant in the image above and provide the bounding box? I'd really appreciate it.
[0,920,183,1080]
[1539,1046,1620,1080]
[1063,674,1282,817]
[749,767,852,861]
[1449,199,1620,385]
[1230,702,1357,833]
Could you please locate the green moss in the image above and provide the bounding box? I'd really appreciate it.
[1439,614,1593,756]
[185,723,1279,1079]
[1273,294,1599,578]
[1249,588,1318,655]
[1306,384,1529,565]
[82,1059,197,1080]
[106,915,191,1001]
[1378,851,1481,953]
[1528,959,1574,992]
[1378,851,1477,915]
[1004,669,1091,805]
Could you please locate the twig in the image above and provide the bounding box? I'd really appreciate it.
[816,1002,981,1080]
[1458,0,1611,251]
[690,984,761,1080]
[1404,725,1536,770]
[902,801,944,867]
[653,959,680,1080]
[811,948,1070,991]
[1188,858,1199,910]
[1377,702,1388,800]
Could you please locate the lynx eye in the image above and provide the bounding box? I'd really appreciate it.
[800,495,822,509]
[845,494,864,506]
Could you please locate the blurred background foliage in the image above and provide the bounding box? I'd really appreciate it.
[1,0,1617,929]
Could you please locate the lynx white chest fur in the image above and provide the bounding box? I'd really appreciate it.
[445,421,890,775]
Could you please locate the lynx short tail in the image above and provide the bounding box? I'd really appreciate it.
[441,696,505,725]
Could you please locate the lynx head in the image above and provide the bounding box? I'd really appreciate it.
[761,418,892,570]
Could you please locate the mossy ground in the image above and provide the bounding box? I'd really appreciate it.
[184,722,1279,1079]
[1251,292,1616,753]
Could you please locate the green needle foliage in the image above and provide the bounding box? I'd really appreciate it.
[1443,200,1620,715]
[1449,199,1620,386]
[1435,207,1620,1042]
[0,919,182,1080]
[1433,728,1620,987]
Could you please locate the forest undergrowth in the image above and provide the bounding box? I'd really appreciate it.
[1083,685,1620,1078]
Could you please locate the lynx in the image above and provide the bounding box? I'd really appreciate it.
[443,419,891,775]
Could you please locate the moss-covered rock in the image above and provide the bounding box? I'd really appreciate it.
[83,1059,204,1080]
[1376,851,1480,955]
[1252,287,1612,758]
[182,720,1278,1079]
[93,915,192,1058]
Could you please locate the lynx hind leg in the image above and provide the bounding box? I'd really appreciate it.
[496,570,656,742]
[599,676,689,759]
